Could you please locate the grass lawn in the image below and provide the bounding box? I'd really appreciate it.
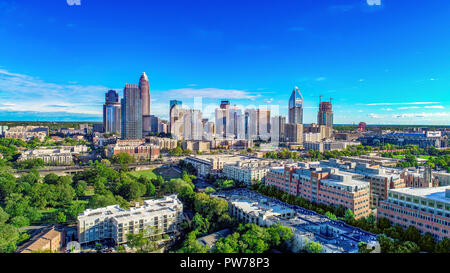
[129,169,158,180]
[129,167,182,181]
[393,155,435,160]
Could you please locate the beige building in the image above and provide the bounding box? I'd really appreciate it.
[184,154,250,177]
[182,140,211,153]
[5,126,49,141]
[17,227,62,253]
[284,123,303,144]
[222,159,281,185]
[148,137,178,150]
[18,145,88,166]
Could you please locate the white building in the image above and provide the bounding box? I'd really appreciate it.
[77,195,184,245]
[223,159,281,185]
[18,145,88,166]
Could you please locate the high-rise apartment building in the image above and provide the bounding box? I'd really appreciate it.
[257,108,271,141]
[318,101,333,129]
[170,100,182,109]
[139,73,151,136]
[245,109,258,141]
[103,90,121,134]
[288,86,303,124]
[171,106,203,141]
[121,84,142,140]
[271,116,286,143]
[284,123,303,144]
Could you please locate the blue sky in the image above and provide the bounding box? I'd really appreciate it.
[0,0,449,124]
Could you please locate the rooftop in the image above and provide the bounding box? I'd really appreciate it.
[389,186,450,203]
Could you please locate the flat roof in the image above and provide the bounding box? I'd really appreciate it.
[389,186,450,203]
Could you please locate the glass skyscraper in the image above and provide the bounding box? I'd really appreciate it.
[288,86,303,124]
[121,84,142,140]
[103,90,121,134]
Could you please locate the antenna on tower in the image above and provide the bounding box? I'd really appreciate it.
[319,95,323,104]
[330,98,334,104]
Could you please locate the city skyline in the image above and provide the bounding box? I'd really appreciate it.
[0,0,449,125]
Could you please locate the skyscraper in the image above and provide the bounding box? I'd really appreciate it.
[139,72,151,136]
[271,116,286,144]
[103,90,121,134]
[318,101,333,128]
[288,86,303,124]
[121,84,142,140]
[170,100,182,109]
[244,109,258,141]
[257,108,271,141]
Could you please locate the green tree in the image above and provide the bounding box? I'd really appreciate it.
[178,231,209,253]
[306,241,323,253]
[435,238,450,253]
[0,224,20,253]
[111,153,135,165]
[191,213,210,235]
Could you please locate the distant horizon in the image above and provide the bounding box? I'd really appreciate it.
[0,1,449,125]
[0,120,449,128]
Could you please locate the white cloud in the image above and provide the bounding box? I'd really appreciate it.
[425,105,444,109]
[0,69,108,116]
[366,102,440,106]
[368,113,384,119]
[315,77,326,82]
[381,108,393,111]
[159,88,260,100]
[398,106,420,110]
[393,112,450,119]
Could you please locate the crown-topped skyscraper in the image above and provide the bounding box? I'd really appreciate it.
[288,86,303,124]
[139,72,151,136]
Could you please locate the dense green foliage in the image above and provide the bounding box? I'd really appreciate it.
[211,223,293,253]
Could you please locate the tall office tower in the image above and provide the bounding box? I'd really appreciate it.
[284,123,303,143]
[139,72,151,136]
[245,109,258,141]
[271,116,286,144]
[183,109,203,141]
[226,106,245,139]
[203,121,216,141]
[215,108,228,138]
[171,107,203,141]
[170,100,182,109]
[149,115,161,134]
[288,86,303,124]
[169,100,183,134]
[121,84,142,140]
[318,101,333,128]
[257,108,271,141]
[170,104,185,139]
[103,90,121,134]
[220,100,230,109]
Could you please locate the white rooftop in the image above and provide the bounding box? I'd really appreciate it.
[389,186,450,203]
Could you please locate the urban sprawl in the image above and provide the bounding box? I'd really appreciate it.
[0,73,449,254]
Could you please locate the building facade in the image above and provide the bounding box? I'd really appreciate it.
[103,90,121,134]
[77,195,184,245]
[265,165,371,219]
[288,86,303,124]
[121,84,142,140]
[377,187,450,241]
